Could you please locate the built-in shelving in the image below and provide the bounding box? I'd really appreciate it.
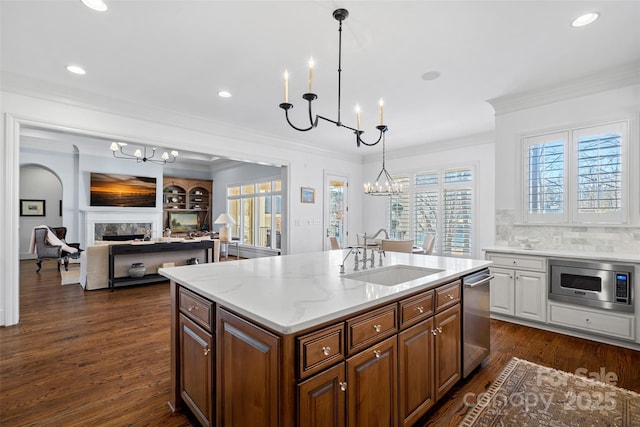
[163,177,213,233]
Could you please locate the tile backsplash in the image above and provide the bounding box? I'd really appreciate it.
[495,209,640,255]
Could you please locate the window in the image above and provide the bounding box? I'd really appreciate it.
[389,175,410,240]
[523,132,567,223]
[388,167,474,257]
[442,170,473,256]
[523,121,628,224]
[227,178,281,249]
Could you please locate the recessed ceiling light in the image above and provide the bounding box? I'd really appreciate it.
[421,71,441,81]
[217,91,232,98]
[571,12,599,27]
[66,65,86,75]
[81,0,108,12]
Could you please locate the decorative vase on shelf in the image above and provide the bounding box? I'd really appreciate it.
[129,263,146,278]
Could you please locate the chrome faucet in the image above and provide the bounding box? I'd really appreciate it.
[369,228,389,240]
[339,246,362,273]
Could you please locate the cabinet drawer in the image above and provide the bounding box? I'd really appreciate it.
[347,305,397,355]
[548,303,635,341]
[297,324,345,379]
[399,290,434,330]
[179,287,214,332]
[487,254,546,271]
[435,281,461,313]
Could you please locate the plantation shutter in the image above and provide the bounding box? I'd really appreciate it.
[388,175,410,240]
[573,122,626,223]
[414,172,439,249]
[442,169,472,256]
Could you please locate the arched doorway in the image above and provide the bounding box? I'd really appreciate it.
[19,165,63,260]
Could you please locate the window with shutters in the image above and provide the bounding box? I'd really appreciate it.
[387,168,475,257]
[442,170,473,256]
[523,132,567,223]
[522,120,628,224]
[389,175,410,240]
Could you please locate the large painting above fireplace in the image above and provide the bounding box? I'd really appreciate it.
[90,173,157,207]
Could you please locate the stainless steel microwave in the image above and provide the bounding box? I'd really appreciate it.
[548,259,634,313]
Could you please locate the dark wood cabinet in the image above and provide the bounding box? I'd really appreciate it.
[163,177,213,233]
[346,336,398,427]
[171,278,465,427]
[179,314,214,427]
[398,317,435,426]
[434,304,461,400]
[298,362,346,427]
[217,308,280,427]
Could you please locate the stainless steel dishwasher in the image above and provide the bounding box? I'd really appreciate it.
[462,268,493,378]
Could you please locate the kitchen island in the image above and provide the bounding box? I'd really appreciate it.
[160,250,491,427]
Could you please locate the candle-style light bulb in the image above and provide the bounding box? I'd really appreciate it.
[379,98,384,125]
[356,105,361,131]
[284,69,289,103]
[308,57,314,93]
[134,149,142,158]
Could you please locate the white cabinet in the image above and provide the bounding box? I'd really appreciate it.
[486,253,547,323]
[514,270,546,321]
[548,302,635,341]
[489,267,515,315]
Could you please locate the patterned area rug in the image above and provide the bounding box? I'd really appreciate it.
[460,357,640,426]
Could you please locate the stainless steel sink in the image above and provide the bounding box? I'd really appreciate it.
[343,264,444,286]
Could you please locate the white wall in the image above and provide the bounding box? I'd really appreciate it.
[361,134,496,260]
[491,82,640,253]
[1,90,364,325]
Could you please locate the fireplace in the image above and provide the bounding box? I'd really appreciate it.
[82,209,162,247]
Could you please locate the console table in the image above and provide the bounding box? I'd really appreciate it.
[108,241,214,290]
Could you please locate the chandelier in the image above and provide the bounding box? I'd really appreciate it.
[279,8,387,148]
[364,132,403,196]
[109,142,179,165]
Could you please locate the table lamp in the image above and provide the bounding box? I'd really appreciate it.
[214,213,236,242]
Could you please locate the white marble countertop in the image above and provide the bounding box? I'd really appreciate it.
[482,246,639,264]
[159,251,491,334]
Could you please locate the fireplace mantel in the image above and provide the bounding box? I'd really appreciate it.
[81,208,162,247]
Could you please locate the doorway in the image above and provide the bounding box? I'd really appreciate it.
[19,165,63,260]
[323,173,348,250]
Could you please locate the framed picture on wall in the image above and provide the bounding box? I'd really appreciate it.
[301,187,315,204]
[20,199,46,216]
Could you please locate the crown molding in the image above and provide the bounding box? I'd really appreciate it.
[1,72,362,163]
[487,61,640,116]
[362,131,495,164]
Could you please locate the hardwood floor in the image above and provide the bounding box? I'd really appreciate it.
[2,260,638,426]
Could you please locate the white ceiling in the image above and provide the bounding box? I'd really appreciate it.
[2,0,639,158]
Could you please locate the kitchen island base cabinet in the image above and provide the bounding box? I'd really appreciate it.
[347,336,398,427]
[398,318,435,427]
[434,305,461,400]
[179,314,214,427]
[298,363,346,427]
[217,308,280,427]
[170,277,468,427]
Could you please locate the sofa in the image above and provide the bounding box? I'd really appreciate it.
[80,238,220,290]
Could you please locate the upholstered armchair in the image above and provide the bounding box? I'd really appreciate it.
[33,226,81,272]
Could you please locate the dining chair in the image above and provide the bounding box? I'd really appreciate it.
[329,237,341,250]
[381,239,414,253]
[421,234,435,255]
